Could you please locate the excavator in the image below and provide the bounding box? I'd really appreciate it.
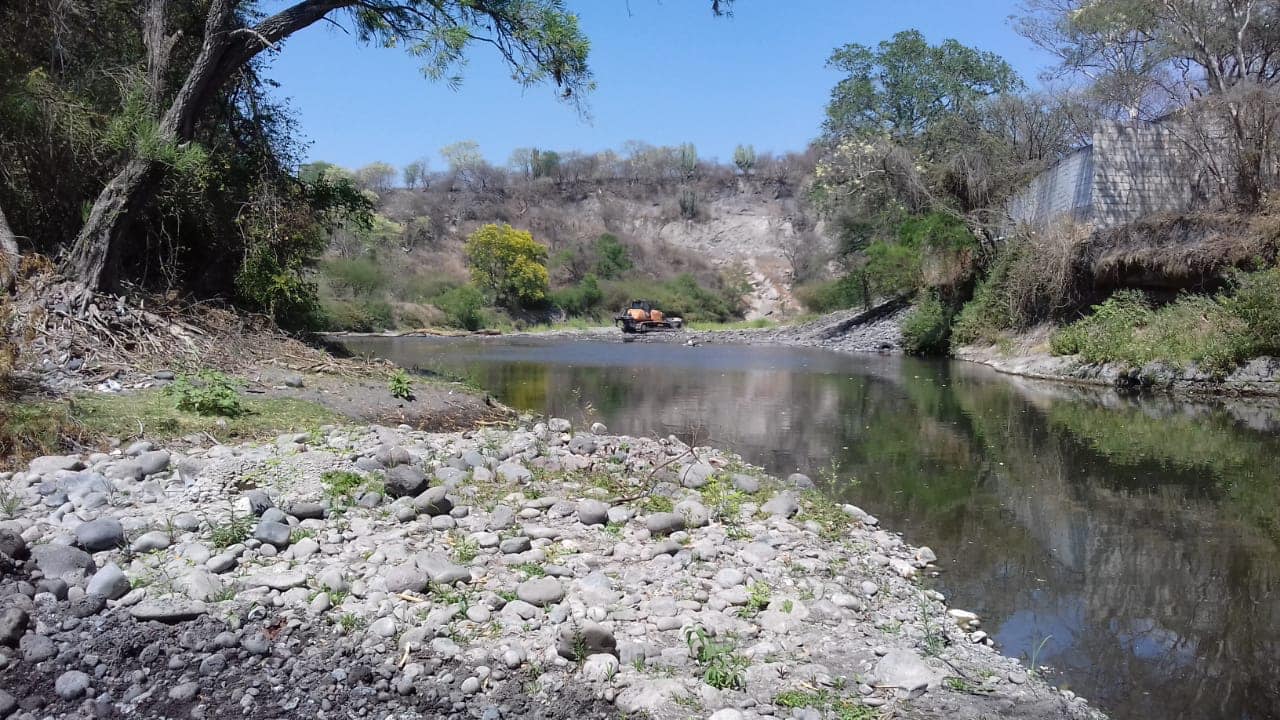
[615,300,684,333]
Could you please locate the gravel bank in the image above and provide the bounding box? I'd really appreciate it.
[0,419,1102,720]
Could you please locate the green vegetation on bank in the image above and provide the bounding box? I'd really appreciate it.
[1048,270,1280,373]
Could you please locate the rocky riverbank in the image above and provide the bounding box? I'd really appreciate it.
[955,334,1280,399]
[0,418,1102,720]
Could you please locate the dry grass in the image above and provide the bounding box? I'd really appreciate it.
[1086,213,1275,290]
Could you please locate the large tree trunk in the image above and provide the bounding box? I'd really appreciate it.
[59,0,350,297]
[0,203,18,291]
[61,157,163,292]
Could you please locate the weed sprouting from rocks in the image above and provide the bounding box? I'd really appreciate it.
[513,563,546,578]
[209,512,253,549]
[738,581,771,618]
[387,369,415,401]
[774,690,879,720]
[683,625,747,690]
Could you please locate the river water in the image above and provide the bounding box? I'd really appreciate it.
[340,336,1280,720]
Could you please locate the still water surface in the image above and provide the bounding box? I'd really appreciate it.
[342,336,1280,720]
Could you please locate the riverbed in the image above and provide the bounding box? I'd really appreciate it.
[338,335,1280,720]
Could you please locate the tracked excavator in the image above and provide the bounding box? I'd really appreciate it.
[615,300,684,333]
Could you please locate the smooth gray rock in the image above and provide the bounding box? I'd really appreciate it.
[283,374,305,388]
[762,491,799,518]
[787,472,815,489]
[499,536,531,554]
[0,689,13,717]
[731,474,761,493]
[547,418,572,433]
[54,670,91,699]
[260,507,286,524]
[385,466,428,497]
[245,490,274,515]
[412,486,453,516]
[0,607,28,646]
[137,450,171,476]
[415,552,471,584]
[30,544,95,581]
[168,682,200,702]
[252,521,291,548]
[29,455,83,475]
[86,563,131,600]
[104,460,144,482]
[383,563,429,594]
[130,599,209,622]
[287,502,325,520]
[874,649,940,696]
[742,542,778,566]
[0,530,28,561]
[175,571,226,602]
[241,570,306,591]
[20,633,55,663]
[375,445,412,467]
[496,463,532,483]
[568,435,596,455]
[678,463,716,488]
[577,499,610,526]
[645,512,686,536]
[131,530,171,553]
[434,467,468,486]
[76,517,125,552]
[556,620,617,659]
[488,505,516,530]
[516,577,564,607]
[674,499,710,528]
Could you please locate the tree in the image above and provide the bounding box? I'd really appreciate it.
[678,143,698,179]
[1015,0,1280,208]
[59,0,594,302]
[733,144,756,175]
[464,223,549,308]
[824,29,1022,143]
[402,158,430,189]
[592,233,632,279]
[355,161,396,193]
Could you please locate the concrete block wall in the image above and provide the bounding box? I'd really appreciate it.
[1005,120,1215,231]
[1006,147,1094,229]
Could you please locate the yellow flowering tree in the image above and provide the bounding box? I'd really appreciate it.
[464,224,549,308]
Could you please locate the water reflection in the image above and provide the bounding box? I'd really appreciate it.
[341,337,1280,720]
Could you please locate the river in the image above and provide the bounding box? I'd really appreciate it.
[339,335,1280,720]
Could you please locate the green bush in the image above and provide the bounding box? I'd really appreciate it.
[550,274,605,317]
[794,273,870,313]
[592,234,632,279]
[1046,273,1280,374]
[322,257,389,297]
[901,293,951,355]
[165,371,244,417]
[322,298,395,332]
[600,273,744,322]
[434,285,487,331]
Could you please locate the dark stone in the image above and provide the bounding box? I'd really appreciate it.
[384,466,428,498]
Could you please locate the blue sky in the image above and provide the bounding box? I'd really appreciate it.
[265,1,1056,170]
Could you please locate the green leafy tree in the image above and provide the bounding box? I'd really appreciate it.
[434,285,487,330]
[354,161,396,193]
[824,29,1022,143]
[592,233,632,279]
[57,0,594,299]
[464,223,549,308]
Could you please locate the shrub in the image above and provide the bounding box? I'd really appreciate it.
[550,274,605,317]
[1048,286,1267,374]
[322,298,394,332]
[795,273,870,313]
[901,293,951,355]
[434,285,487,330]
[165,371,244,417]
[387,369,415,401]
[592,234,632,279]
[1221,268,1280,357]
[322,257,389,297]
